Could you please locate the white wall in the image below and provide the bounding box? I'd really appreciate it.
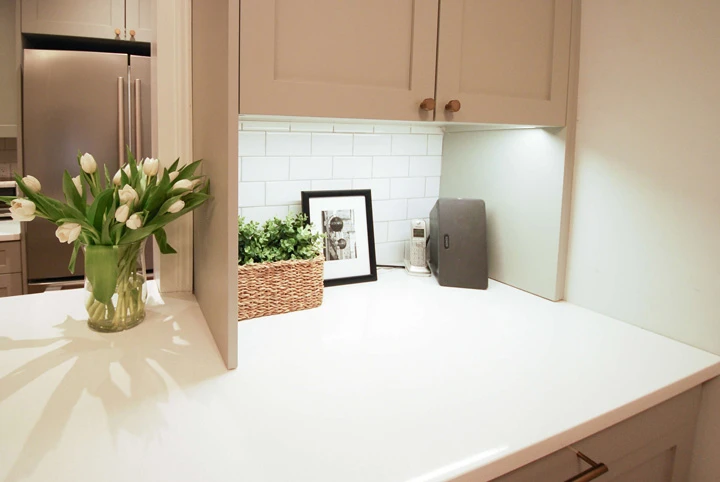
[566,1,720,479]
[237,120,443,265]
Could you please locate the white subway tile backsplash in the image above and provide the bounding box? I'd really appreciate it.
[266,180,312,205]
[291,122,333,132]
[372,156,409,178]
[352,178,390,200]
[238,131,266,156]
[373,124,412,134]
[333,156,372,178]
[375,241,405,265]
[311,179,352,191]
[410,125,444,134]
[237,120,444,264]
[373,199,407,221]
[333,123,374,133]
[353,134,392,156]
[391,134,427,155]
[390,177,426,199]
[425,177,441,197]
[373,222,389,242]
[238,182,265,207]
[266,132,312,156]
[241,157,290,181]
[409,156,442,177]
[241,205,289,223]
[312,133,353,156]
[290,157,333,180]
[387,220,411,241]
[407,197,438,219]
[242,121,290,131]
[427,135,444,156]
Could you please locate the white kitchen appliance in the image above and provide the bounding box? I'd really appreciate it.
[404,219,431,276]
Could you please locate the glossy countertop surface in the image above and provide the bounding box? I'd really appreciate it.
[1,271,719,482]
[0,220,20,241]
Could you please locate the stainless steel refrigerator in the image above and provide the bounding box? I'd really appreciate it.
[23,49,153,290]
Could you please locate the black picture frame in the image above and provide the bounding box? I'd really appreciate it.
[301,189,377,287]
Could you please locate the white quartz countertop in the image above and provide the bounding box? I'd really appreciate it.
[1,271,719,482]
[0,220,20,241]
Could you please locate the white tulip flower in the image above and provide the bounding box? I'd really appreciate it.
[123,164,131,176]
[173,179,193,191]
[126,213,143,230]
[72,176,82,195]
[115,204,130,223]
[167,200,185,214]
[113,169,122,186]
[9,198,36,222]
[168,171,179,182]
[142,157,159,176]
[80,153,97,174]
[55,223,82,244]
[22,175,42,194]
[118,185,139,205]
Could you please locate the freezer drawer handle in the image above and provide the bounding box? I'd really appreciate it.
[117,77,125,168]
[563,448,608,482]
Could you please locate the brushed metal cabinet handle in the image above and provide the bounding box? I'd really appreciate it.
[117,77,125,168]
[564,449,609,482]
[134,79,142,161]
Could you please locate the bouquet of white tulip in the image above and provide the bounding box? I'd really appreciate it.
[0,151,210,332]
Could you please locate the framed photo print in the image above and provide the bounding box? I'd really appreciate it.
[301,190,377,287]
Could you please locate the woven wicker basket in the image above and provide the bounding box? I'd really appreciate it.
[237,256,324,321]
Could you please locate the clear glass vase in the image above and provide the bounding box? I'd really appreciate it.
[83,240,148,333]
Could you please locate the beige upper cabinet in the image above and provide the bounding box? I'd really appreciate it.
[239,0,573,126]
[436,0,573,126]
[21,0,152,42]
[125,0,153,43]
[0,0,18,137]
[239,0,440,122]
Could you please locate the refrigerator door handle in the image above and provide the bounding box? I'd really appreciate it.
[134,79,142,161]
[117,77,125,168]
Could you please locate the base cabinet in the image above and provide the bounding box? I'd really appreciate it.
[458,387,702,482]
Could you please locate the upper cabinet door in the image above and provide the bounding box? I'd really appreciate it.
[21,0,125,40]
[240,0,439,121]
[0,0,17,137]
[435,0,573,126]
[125,0,153,43]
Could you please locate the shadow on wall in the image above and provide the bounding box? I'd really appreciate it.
[0,297,227,481]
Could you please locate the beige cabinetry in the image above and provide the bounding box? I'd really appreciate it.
[0,0,18,137]
[239,0,573,126]
[0,241,22,297]
[239,0,439,122]
[478,387,701,482]
[22,0,152,42]
[436,0,572,126]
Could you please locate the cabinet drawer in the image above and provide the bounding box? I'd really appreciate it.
[0,272,22,297]
[0,241,21,274]
[481,387,702,482]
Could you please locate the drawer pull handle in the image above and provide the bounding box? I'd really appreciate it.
[564,448,608,482]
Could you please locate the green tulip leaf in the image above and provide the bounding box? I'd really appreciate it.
[85,245,118,305]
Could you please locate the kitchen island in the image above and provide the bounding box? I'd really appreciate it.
[1,270,719,481]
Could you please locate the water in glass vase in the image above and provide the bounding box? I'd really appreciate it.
[83,240,148,332]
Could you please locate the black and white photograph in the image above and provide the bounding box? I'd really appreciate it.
[321,209,357,261]
[302,190,377,286]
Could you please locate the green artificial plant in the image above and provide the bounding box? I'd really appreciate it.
[238,213,324,265]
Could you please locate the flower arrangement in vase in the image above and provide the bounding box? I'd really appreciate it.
[0,151,210,332]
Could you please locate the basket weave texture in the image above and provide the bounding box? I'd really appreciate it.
[237,256,324,321]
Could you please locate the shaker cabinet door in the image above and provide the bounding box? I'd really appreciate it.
[435,0,573,126]
[21,0,125,40]
[125,0,153,43]
[239,0,439,122]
